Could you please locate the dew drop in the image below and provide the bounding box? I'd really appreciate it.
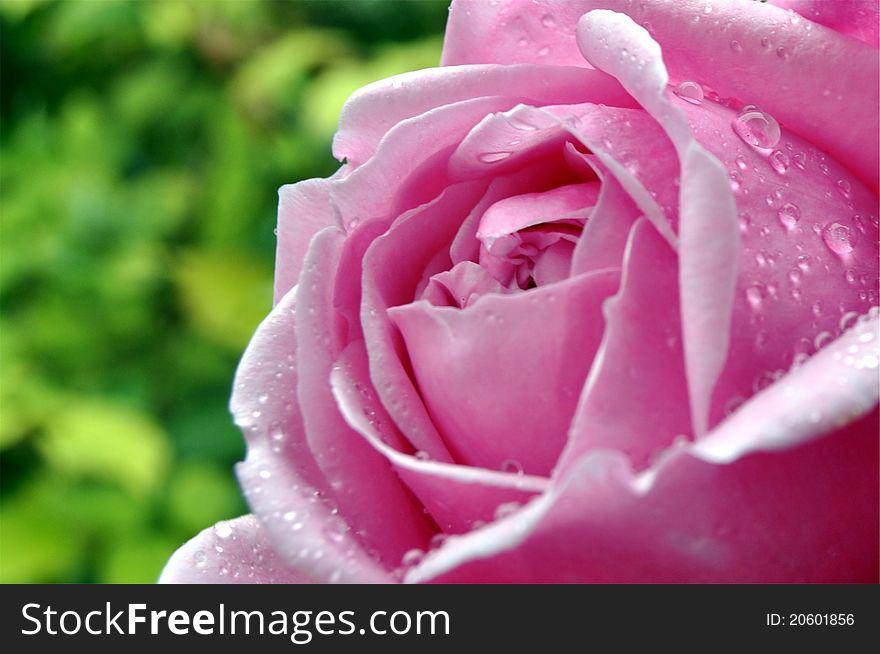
[776,202,800,230]
[282,511,297,522]
[787,269,802,286]
[834,179,852,199]
[822,222,857,256]
[501,459,524,475]
[401,548,425,568]
[537,46,551,57]
[812,301,824,317]
[540,13,556,28]
[735,154,748,170]
[814,331,832,350]
[769,150,789,174]
[729,39,742,52]
[478,151,512,164]
[839,311,860,332]
[733,110,781,149]
[507,115,539,131]
[673,80,704,105]
[194,550,207,568]
[414,450,431,461]
[214,522,233,539]
[745,283,766,308]
[796,254,810,271]
[494,501,522,520]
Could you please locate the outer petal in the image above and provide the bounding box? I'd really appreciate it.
[579,10,740,436]
[442,0,598,67]
[274,171,345,303]
[770,0,880,48]
[677,88,879,429]
[411,412,878,583]
[293,227,435,567]
[334,64,635,168]
[407,315,879,582]
[159,515,309,584]
[577,0,880,190]
[230,288,395,583]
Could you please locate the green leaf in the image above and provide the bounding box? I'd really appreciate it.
[99,533,182,584]
[174,248,273,351]
[38,399,172,498]
[165,461,245,535]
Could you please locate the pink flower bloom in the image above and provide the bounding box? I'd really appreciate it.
[162,0,879,584]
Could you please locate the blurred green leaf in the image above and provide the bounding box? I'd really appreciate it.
[174,248,273,351]
[99,532,181,584]
[0,482,83,583]
[165,461,244,535]
[302,35,443,139]
[38,399,172,498]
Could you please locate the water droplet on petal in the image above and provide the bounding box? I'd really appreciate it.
[822,222,857,256]
[673,80,704,105]
[812,301,825,317]
[537,45,551,57]
[745,282,766,308]
[541,13,556,28]
[214,522,233,539]
[478,151,512,164]
[733,110,781,149]
[735,154,748,170]
[835,179,852,199]
[194,550,207,567]
[776,203,800,230]
[401,548,425,567]
[769,150,790,174]
[814,331,832,350]
[839,311,860,332]
[507,115,538,131]
[494,501,522,520]
[501,459,524,475]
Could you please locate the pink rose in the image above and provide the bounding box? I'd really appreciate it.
[161,0,879,583]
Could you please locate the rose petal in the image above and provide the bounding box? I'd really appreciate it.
[361,181,491,462]
[274,170,345,303]
[578,10,740,436]
[442,0,599,67]
[230,287,398,583]
[476,183,598,242]
[294,227,435,566]
[335,64,634,168]
[770,0,880,47]
[408,314,879,582]
[409,410,878,583]
[694,309,880,463]
[577,0,879,190]
[675,91,879,429]
[331,341,547,534]
[451,103,679,247]
[568,156,642,275]
[422,261,510,309]
[559,218,691,474]
[389,268,620,476]
[159,515,309,584]
[450,154,580,265]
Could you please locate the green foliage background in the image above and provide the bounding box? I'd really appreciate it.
[0,0,447,583]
